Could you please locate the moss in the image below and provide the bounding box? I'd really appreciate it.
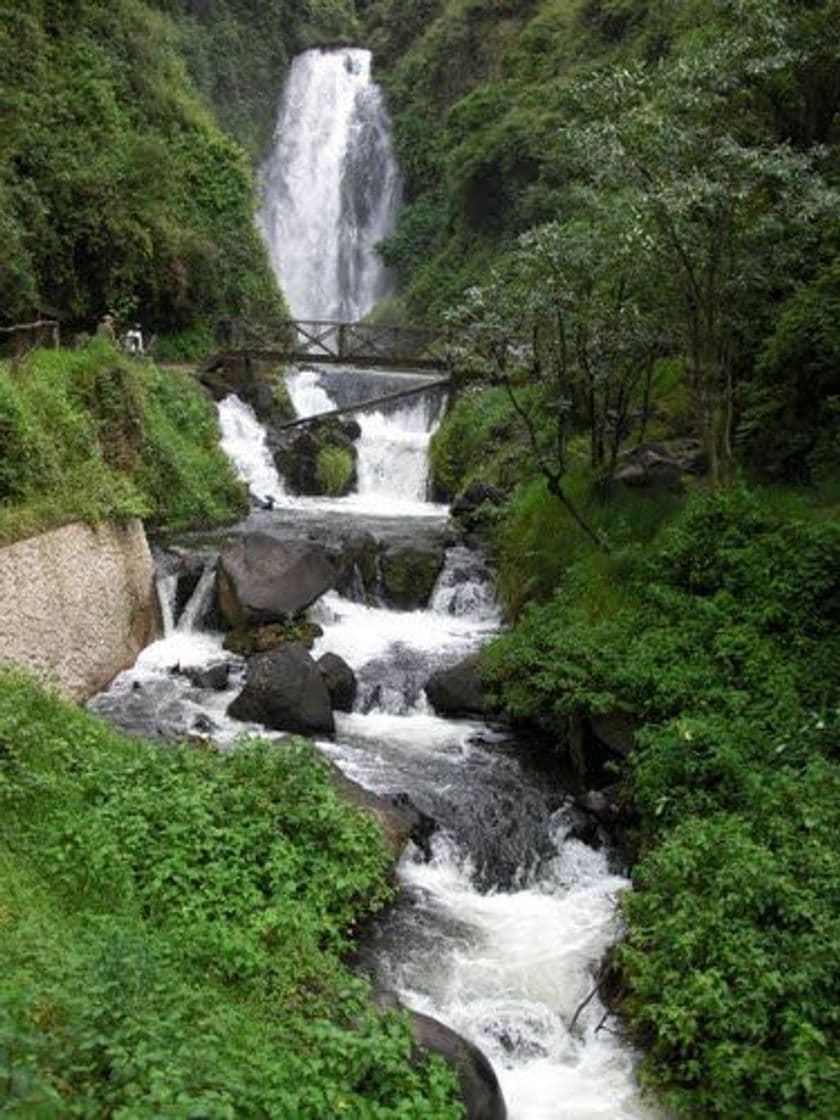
[316,445,356,497]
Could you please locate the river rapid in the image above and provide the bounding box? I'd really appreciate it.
[91,45,654,1119]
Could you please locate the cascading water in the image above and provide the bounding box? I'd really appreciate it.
[258,48,400,320]
[91,45,655,1119]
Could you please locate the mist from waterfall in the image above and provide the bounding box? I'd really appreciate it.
[258,48,401,321]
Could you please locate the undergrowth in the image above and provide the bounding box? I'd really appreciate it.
[0,671,462,1117]
[484,488,840,1116]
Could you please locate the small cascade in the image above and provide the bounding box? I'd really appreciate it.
[430,545,501,623]
[176,563,217,634]
[285,367,336,416]
[355,394,445,504]
[217,394,285,504]
[155,572,178,637]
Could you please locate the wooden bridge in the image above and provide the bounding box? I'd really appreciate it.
[217,318,460,372]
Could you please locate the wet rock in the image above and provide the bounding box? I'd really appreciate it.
[588,710,636,758]
[380,539,445,610]
[274,422,358,497]
[334,530,379,601]
[217,533,338,628]
[223,620,323,656]
[615,439,707,493]
[274,428,321,494]
[184,662,230,691]
[374,993,507,1120]
[424,652,486,718]
[227,643,335,734]
[318,652,357,712]
[329,768,435,859]
[340,417,362,441]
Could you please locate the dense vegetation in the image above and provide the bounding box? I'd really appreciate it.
[392,2,840,1114]
[482,488,840,1116]
[0,1,354,345]
[0,340,246,543]
[0,671,460,1115]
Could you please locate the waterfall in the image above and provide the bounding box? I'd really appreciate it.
[258,48,400,321]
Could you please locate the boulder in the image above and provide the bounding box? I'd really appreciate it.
[615,439,707,493]
[329,768,435,859]
[223,620,323,656]
[588,710,636,758]
[374,993,507,1120]
[380,539,445,610]
[318,652,357,713]
[227,643,335,734]
[274,428,321,495]
[424,652,485,718]
[274,422,358,497]
[334,530,379,602]
[217,533,338,628]
[340,417,362,441]
[184,662,230,691]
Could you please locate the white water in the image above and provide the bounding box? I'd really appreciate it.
[217,366,448,518]
[218,393,286,504]
[258,48,400,320]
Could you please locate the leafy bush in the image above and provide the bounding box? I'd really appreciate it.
[0,671,462,1117]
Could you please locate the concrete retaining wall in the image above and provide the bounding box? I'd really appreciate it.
[0,519,155,701]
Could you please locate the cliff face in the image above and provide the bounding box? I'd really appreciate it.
[0,519,155,701]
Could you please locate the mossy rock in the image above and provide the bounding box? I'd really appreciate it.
[316,444,355,496]
[380,540,446,610]
[223,619,324,656]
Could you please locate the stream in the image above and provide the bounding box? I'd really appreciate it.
[90,45,653,1119]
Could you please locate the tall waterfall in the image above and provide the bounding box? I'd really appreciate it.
[258,48,401,321]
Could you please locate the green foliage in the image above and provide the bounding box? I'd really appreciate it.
[370,0,840,485]
[0,0,286,334]
[317,444,356,496]
[0,341,245,543]
[0,671,462,1116]
[430,384,528,497]
[741,256,840,482]
[483,487,840,1116]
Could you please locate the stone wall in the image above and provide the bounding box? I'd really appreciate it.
[0,519,155,701]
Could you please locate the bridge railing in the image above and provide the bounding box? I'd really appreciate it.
[217,318,455,367]
[215,317,528,372]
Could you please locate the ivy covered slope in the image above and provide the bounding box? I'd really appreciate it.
[0,672,460,1116]
[0,0,311,341]
[0,340,246,544]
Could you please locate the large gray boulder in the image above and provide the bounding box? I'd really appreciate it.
[217,533,338,628]
[424,652,486,718]
[227,643,335,734]
[375,994,506,1120]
